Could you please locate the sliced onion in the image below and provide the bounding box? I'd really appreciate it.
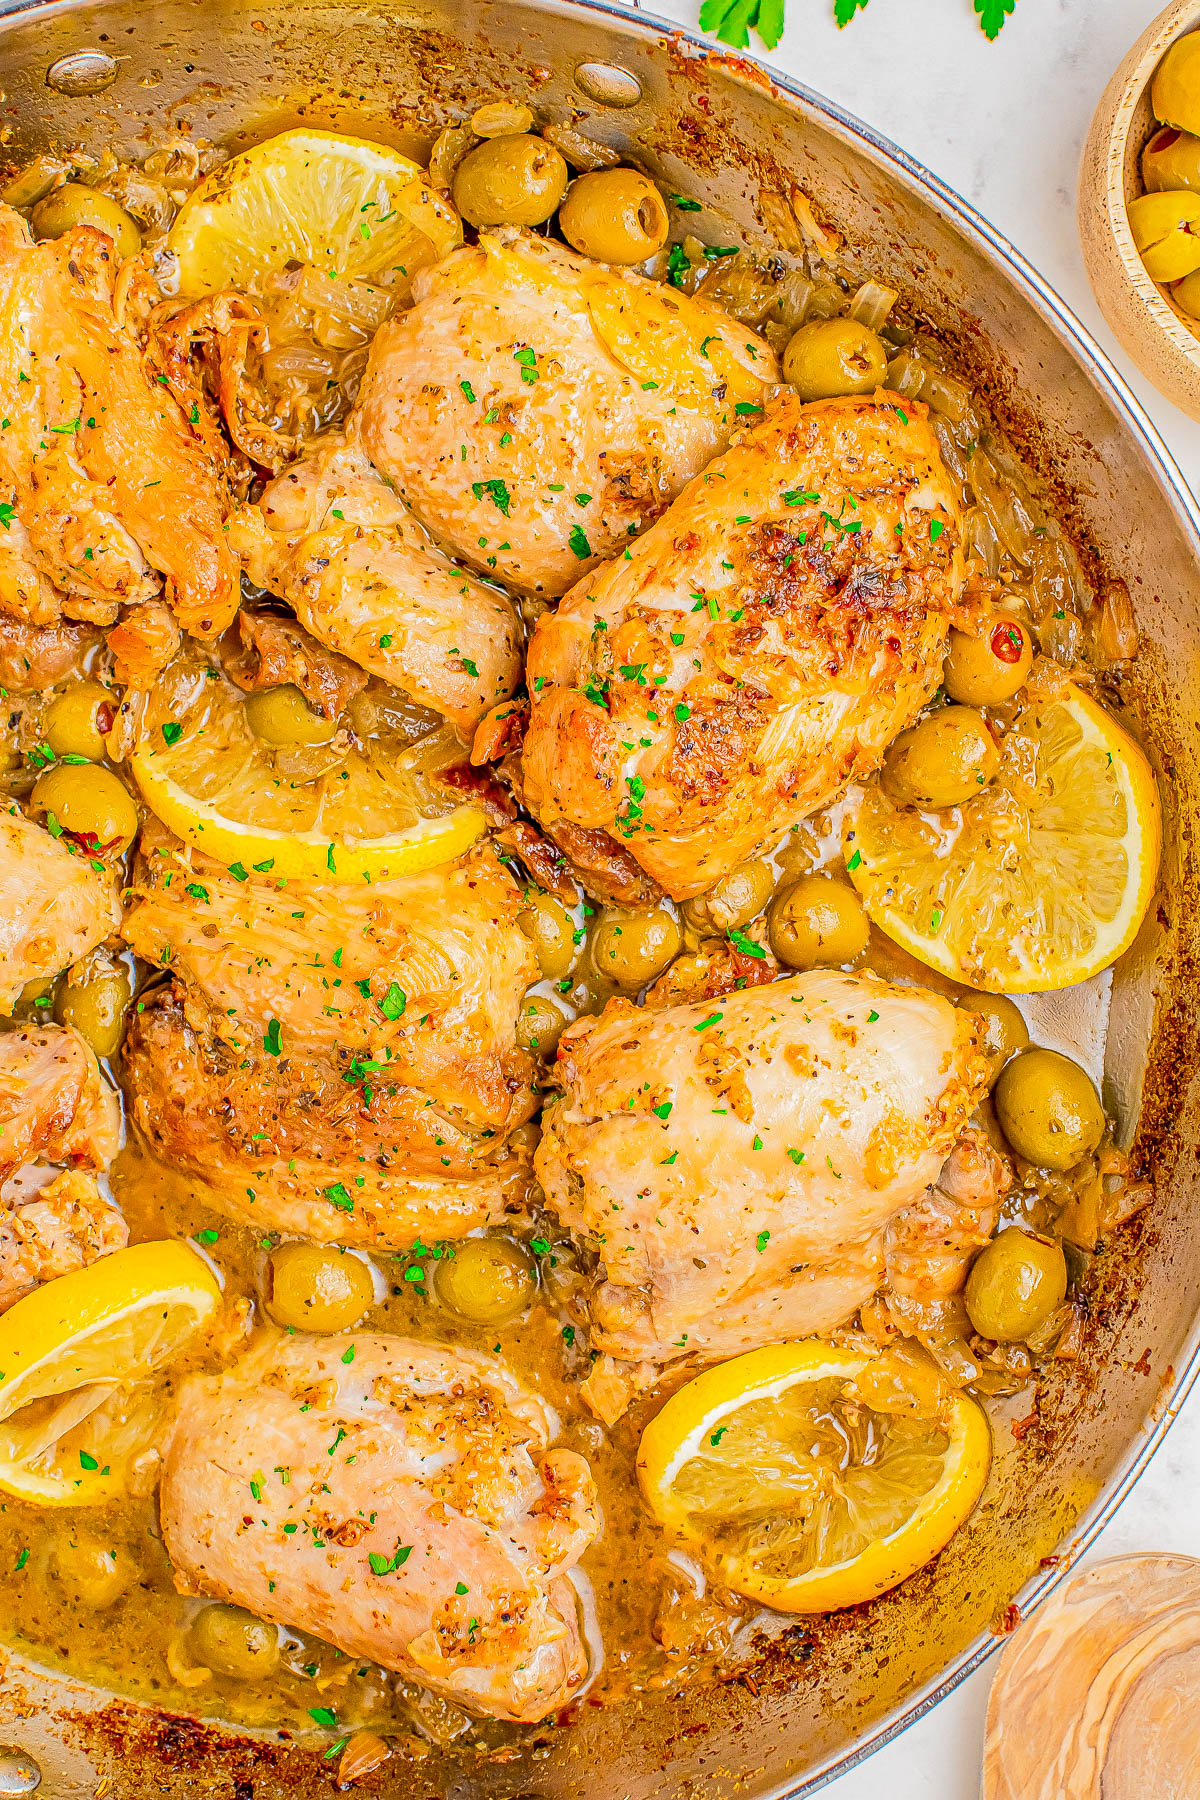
[470,100,533,138]
[541,122,621,171]
[849,277,898,331]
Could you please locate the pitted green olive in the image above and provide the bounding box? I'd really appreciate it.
[589,907,681,989]
[766,874,869,970]
[880,706,999,809]
[44,680,116,762]
[266,1243,374,1332]
[515,991,568,1057]
[452,135,569,228]
[1128,189,1200,282]
[244,684,335,747]
[55,963,132,1060]
[957,990,1028,1086]
[1143,125,1200,193]
[435,1236,535,1323]
[993,1048,1106,1171]
[31,762,138,852]
[964,1229,1068,1342]
[681,859,774,936]
[31,182,141,256]
[1152,33,1200,136]
[942,616,1033,707]
[518,892,578,981]
[783,317,888,402]
[191,1604,281,1680]
[559,168,670,263]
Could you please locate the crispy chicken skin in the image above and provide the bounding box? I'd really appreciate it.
[0,1024,121,1185]
[355,229,778,597]
[232,431,522,732]
[121,828,540,1244]
[535,970,989,1365]
[518,391,968,899]
[161,1332,599,1722]
[0,811,120,1012]
[0,204,237,637]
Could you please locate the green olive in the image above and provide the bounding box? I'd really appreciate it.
[782,317,888,402]
[452,134,569,228]
[435,1236,535,1323]
[31,182,141,256]
[964,1228,1068,1342]
[244,683,335,747]
[190,1604,281,1680]
[1143,125,1200,193]
[30,762,138,853]
[1172,266,1200,317]
[44,680,116,762]
[880,706,999,809]
[53,1534,135,1608]
[767,874,869,970]
[1152,32,1200,136]
[1128,189,1200,282]
[265,1242,375,1332]
[515,991,569,1057]
[681,859,774,937]
[957,990,1028,1086]
[518,892,578,981]
[589,906,682,990]
[942,616,1033,707]
[54,963,132,1060]
[559,168,670,264]
[993,1048,1106,1171]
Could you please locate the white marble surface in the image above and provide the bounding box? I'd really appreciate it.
[638,0,1200,1793]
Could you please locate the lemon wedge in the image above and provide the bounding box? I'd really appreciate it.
[167,128,462,299]
[637,1341,991,1613]
[130,668,487,882]
[844,683,1161,993]
[0,1241,221,1505]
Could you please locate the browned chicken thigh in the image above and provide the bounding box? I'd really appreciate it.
[535,969,989,1383]
[0,811,120,1012]
[0,1024,120,1185]
[121,826,540,1245]
[517,391,968,899]
[233,431,523,733]
[355,229,778,597]
[0,1025,126,1308]
[161,1332,599,1722]
[0,204,236,638]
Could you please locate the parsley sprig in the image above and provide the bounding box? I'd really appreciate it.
[700,0,1015,51]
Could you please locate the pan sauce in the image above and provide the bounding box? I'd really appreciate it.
[0,101,1155,1774]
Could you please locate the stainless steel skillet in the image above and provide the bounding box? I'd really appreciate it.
[0,0,1197,1793]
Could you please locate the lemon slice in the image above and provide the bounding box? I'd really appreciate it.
[130,666,487,882]
[167,129,462,299]
[844,683,1161,993]
[0,1240,221,1505]
[637,1342,990,1613]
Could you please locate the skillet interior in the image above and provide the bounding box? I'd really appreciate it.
[0,1,1198,1794]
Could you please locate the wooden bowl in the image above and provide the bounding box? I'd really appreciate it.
[1080,0,1200,419]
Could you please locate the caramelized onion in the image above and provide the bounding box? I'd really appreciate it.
[983,1554,1200,1799]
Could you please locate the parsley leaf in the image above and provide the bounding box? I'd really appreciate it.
[975,0,1015,37]
[699,0,784,48]
[834,0,869,22]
